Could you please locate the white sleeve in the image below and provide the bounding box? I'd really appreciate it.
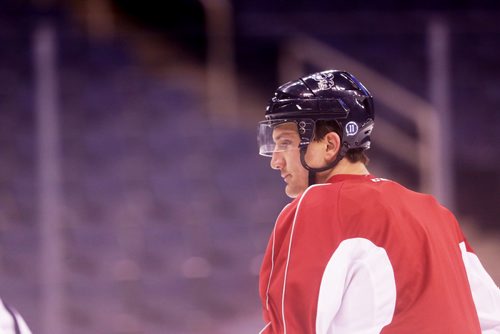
[316,238,397,334]
[460,242,500,334]
[0,299,32,334]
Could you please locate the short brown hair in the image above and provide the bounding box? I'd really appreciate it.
[313,120,369,164]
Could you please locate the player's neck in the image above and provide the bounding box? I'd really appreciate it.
[317,159,369,183]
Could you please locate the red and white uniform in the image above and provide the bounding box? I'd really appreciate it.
[259,174,500,334]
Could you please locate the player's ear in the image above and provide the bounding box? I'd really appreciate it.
[324,132,341,161]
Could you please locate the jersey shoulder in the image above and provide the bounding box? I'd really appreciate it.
[302,176,405,204]
[339,176,434,207]
[300,175,449,214]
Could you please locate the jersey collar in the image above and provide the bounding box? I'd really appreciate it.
[326,173,374,184]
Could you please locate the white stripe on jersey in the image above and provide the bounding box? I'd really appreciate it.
[282,184,330,334]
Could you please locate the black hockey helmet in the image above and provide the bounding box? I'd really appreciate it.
[257,69,375,183]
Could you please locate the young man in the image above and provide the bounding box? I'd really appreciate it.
[256,69,500,333]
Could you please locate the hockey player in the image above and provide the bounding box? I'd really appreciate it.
[256,69,500,333]
[0,298,31,334]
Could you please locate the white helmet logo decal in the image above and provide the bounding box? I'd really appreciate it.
[346,121,359,136]
[312,72,335,91]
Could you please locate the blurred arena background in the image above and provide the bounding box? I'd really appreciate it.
[0,0,499,333]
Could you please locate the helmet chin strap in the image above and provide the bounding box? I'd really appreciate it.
[299,145,349,186]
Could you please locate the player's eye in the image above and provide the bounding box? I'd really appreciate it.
[275,139,293,151]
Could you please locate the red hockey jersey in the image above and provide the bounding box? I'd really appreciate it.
[259,174,500,333]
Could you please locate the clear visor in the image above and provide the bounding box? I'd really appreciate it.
[257,120,301,157]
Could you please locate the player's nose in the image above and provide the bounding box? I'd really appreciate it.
[270,151,284,170]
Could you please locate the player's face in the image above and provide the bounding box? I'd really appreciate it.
[270,123,309,198]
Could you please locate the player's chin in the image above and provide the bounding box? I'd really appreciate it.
[285,184,301,199]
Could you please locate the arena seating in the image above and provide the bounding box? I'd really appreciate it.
[0,1,498,333]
